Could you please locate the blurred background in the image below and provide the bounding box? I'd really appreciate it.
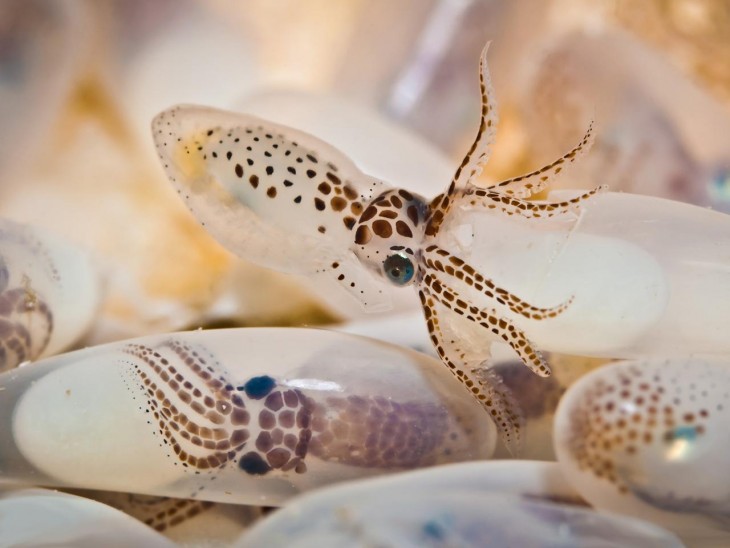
[1,0,729,345]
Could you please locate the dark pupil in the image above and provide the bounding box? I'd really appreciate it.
[383,253,414,285]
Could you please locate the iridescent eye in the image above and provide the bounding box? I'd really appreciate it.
[383,253,415,285]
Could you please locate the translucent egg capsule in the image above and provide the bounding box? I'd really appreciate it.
[74,489,265,544]
[554,358,730,544]
[0,487,174,547]
[0,328,494,504]
[237,461,681,548]
[445,191,730,359]
[0,218,100,371]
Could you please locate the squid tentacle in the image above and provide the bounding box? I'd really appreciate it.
[426,43,498,238]
[130,365,240,471]
[421,245,572,320]
[418,287,524,455]
[140,498,217,532]
[420,271,551,377]
[123,343,248,471]
[463,184,606,220]
[0,287,54,372]
[452,42,499,189]
[485,121,596,199]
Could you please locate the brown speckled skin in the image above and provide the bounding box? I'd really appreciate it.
[122,338,467,480]
[152,45,605,454]
[0,285,53,372]
[565,363,713,493]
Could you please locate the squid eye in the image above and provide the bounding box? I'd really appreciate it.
[383,253,415,285]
